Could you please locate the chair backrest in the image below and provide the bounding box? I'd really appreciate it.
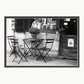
[45,39,54,50]
[7,36,18,50]
[23,38,43,48]
[23,38,32,49]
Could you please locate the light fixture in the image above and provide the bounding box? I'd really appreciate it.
[64,22,68,25]
[73,20,76,22]
[65,18,70,21]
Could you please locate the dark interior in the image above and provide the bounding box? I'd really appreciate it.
[62,19,77,35]
[15,18,77,35]
[15,19,34,33]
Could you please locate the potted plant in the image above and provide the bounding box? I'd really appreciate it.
[29,27,40,39]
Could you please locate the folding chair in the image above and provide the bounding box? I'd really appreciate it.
[7,36,16,57]
[29,39,43,57]
[23,38,43,58]
[23,39,32,57]
[7,36,28,64]
[36,39,54,63]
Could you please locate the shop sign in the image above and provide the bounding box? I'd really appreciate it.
[68,38,74,47]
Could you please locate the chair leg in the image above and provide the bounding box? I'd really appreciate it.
[47,54,52,61]
[9,49,14,57]
[44,50,52,61]
[36,50,46,63]
[17,48,28,63]
[18,58,22,64]
[10,48,23,64]
[24,48,32,57]
[29,49,36,57]
[16,51,24,64]
[12,49,21,62]
[36,55,46,63]
[9,50,13,57]
[24,50,30,57]
[12,53,17,62]
[20,51,28,62]
[18,56,28,64]
[9,52,13,57]
[42,56,46,63]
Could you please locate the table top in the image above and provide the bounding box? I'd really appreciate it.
[23,38,43,42]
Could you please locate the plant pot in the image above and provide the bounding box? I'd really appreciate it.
[31,33,37,39]
[29,27,40,34]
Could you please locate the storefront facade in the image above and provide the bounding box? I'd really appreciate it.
[6,17,79,59]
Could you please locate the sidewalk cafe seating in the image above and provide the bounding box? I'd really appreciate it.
[23,38,43,58]
[36,38,54,63]
[7,36,28,64]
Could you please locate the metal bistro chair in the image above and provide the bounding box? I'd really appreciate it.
[7,36,28,64]
[36,38,54,63]
[7,36,15,57]
[23,38,43,58]
[23,38,32,57]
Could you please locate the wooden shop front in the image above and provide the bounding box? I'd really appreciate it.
[59,18,78,60]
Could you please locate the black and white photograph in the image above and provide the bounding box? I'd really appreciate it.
[5,16,79,67]
[1,0,84,83]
